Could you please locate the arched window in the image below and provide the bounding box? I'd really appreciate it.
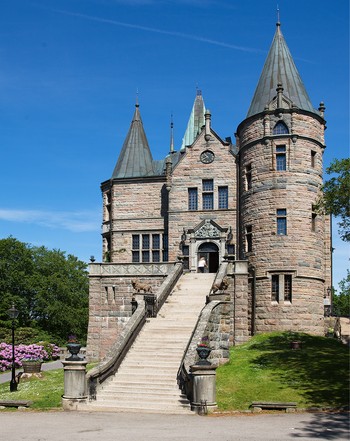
[273,121,289,135]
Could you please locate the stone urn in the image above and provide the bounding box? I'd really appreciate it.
[196,345,212,365]
[66,343,83,361]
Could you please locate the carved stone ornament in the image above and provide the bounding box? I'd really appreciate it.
[195,220,221,239]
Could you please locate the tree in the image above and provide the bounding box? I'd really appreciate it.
[321,158,350,242]
[333,270,350,317]
[0,237,89,344]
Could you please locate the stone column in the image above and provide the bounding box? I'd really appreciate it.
[61,360,88,411]
[233,261,249,344]
[190,364,217,414]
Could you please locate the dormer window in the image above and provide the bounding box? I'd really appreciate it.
[273,121,289,135]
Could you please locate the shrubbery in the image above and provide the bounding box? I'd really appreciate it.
[0,342,60,371]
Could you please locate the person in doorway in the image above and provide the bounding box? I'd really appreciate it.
[197,256,207,273]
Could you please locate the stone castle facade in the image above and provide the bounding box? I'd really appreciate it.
[87,22,332,361]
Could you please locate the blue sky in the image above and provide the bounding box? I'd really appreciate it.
[1,0,349,291]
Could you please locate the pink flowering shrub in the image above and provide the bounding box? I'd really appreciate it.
[0,343,60,372]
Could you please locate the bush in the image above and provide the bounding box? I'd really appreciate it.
[0,327,58,346]
[0,342,61,371]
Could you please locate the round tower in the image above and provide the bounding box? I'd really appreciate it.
[236,23,330,335]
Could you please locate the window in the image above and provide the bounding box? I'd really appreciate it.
[273,121,289,135]
[152,250,160,262]
[142,234,150,250]
[132,235,140,250]
[132,251,140,263]
[276,145,286,171]
[311,150,316,168]
[311,205,317,232]
[245,225,252,253]
[218,186,228,209]
[188,188,198,211]
[132,233,167,263]
[203,193,214,210]
[202,179,213,192]
[271,274,293,303]
[284,275,292,302]
[152,234,160,249]
[277,209,287,235]
[271,275,279,302]
[245,164,252,190]
[202,179,214,210]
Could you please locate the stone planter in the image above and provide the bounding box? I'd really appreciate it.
[22,360,42,373]
[196,346,212,365]
[66,343,83,361]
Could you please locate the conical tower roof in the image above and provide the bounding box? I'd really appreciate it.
[247,22,315,118]
[180,90,206,150]
[112,104,154,179]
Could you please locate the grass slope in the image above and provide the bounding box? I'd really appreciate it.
[216,332,349,410]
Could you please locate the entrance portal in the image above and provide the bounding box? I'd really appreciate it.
[198,242,219,273]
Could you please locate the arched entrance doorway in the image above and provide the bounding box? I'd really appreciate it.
[197,242,219,273]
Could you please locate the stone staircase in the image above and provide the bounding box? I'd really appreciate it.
[86,272,215,414]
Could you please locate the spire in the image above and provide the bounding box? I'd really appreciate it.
[169,114,174,153]
[111,103,154,179]
[180,89,206,150]
[247,22,315,118]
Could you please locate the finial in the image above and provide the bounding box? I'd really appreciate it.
[276,4,281,26]
[170,113,174,153]
[136,88,139,107]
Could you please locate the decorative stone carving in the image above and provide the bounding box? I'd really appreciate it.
[195,220,221,239]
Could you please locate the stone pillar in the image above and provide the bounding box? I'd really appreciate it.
[233,261,249,344]
[190,364,217,414]
[61,360,88,411]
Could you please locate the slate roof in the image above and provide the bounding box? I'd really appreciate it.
[247,22,315,118]
[111,104,155,179]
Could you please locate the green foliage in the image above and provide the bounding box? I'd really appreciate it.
[333,270,350,317]
[0,327,56,345]
[321,158,350,242]
[217,332,349,410]
[0,237,89,345]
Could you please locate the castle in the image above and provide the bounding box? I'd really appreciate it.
[86,22,332,362]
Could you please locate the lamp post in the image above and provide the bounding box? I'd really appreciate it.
[7,304,19,392]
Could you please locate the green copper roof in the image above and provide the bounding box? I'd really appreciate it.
[247,23,315,118]
[180,90,206,150]
[112,104,155,179]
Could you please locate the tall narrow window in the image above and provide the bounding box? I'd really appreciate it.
[311,150,316,168]
[152,234,160,262]
[273,121,289,135]
[132,234,140,263]
[218,186,228,209]
[163,235,168,262]
[245,164,252,190]
[142,234,150,250]
[276,145,286,171]
[277,209,287,235]
[271,275,279,302]
[245,225,252,253]
[284,275,292,302]
[202,179,214,210]
[311,205,317,232]
[188,188,198,211]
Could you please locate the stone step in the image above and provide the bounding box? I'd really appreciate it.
[86,402,191,414]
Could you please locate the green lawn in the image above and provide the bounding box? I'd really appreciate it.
[0,369,64,410]
[216,332,350,410]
